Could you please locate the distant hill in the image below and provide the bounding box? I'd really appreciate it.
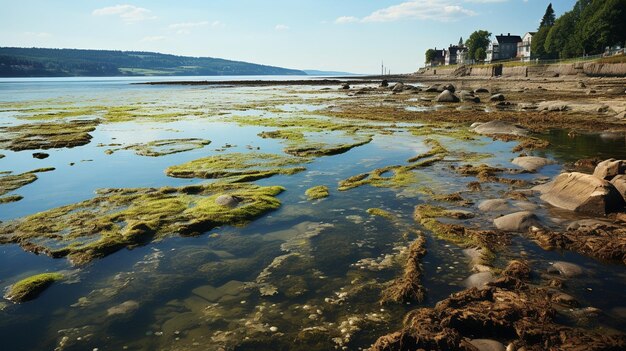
[0,47,306,77]
[303,69,358,76]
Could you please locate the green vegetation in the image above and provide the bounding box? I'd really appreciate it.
[0,171,38,196]
[465,30,492,63]
[4,272,64,302]
[165,152,308,182]
[0,119,98,151]
[0,47,306,77]
[105,138,211,157]
[535,1,626,59]
[305,185,329,200]
[425,49,437,64]
[0,183,285,265]
[366,208,396,220]
[0,195,24,204]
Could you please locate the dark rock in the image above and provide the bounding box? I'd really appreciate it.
[32,152,49,159]
[380,79,389,88]
[489,94,506,102]
[434,90,460,103]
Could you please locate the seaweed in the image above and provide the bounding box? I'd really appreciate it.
[380,235,427,304]
[0,119,98,151]
[4,272,64,302]
[305,185,329,200]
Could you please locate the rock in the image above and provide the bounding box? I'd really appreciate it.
[380,79,389,88]
[494,211,540,232]
[567,219,618,231]
[489,93,505,102]
[576,81,586,88]
[593,159,626,180]
[391,82,405,92]
[442,84,455,93]
[463,272,495,289]
[478,199,512,212]
[610,174,626,202]
[434,90,460,103]
[548,261,583,278]
[586,89,597,95]
[473,87,490,94]
[460,91,480,103]
[552,293,579,307]
[425,84,442,93]
[607,87,626,95]
[32,152,49,159]
[533,172,625,215]
[512,156,554,172]
[341,83,350,90]
[215,195,240,208]
[107,300,139,316]
[472,120,528,136]
[538,101,570,112]
[469,339,506,351]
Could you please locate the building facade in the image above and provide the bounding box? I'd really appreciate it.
[517,32,535,62]
[486,33,522,63]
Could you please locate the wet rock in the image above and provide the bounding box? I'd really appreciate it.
[533,172,625,215]
[469,339,506,351]
[380,79,389,88]
[611,174,626,202]
[512,156,554,172]
[593,158,626,180]
[107,300,139,316]
[473,87,490,94]
[566,219,618,231]
[32,152,49,159]
[552,293,579,307]
[215,194,240,208]
[478,199,512,213]
[341,83,350,90]
[538,101,570,112]
[549,261,583,278]
[391,82,405,92]
[472,121,528,136]
[442,84,456,93]
[434,90,460,103]
[425,84,442,93]
[489,93,505,102]
[463,272,495,289]
[493,211,540,232]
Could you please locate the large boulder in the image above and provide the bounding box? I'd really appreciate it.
[442,83,456,93]
[610,174,626,202]
[472,120,528,136]
[533,172,625,215]
[469,339,506,351]
[425,84,442,92]
[593,159,626,180]
[434,90,460,103]
[215,194,240,208]
[512,156,554,172]
[478,199,512,213]
[493,211,540,232]
[391,82,405,92]
[489,93,506,102]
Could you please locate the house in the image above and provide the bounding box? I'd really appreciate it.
[428,48,446,66]
[517,32,535,62]
[444,45,465,65]
[486,33,522,62]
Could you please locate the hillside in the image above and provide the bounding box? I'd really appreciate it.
[0,47,306,77]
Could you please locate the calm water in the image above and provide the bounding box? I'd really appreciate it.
[1,77,625,350]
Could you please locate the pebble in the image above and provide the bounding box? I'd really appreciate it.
[269,326,278,332]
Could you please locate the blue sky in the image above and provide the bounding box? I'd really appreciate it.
[1,0,577,74]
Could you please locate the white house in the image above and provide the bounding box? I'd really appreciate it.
[517,32,535,62]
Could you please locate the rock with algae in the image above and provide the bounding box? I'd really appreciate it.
[0,183,284,265]
[0,119,98,151]
[4,272,64,302]
[305,185,329,200]
[104,138,211,157]
[165,152,308,182]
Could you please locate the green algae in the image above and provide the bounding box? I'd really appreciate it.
[165,152,309,182]
[338,139,447,191]
[17,104,206,123]
[0,119,98,151]
[0,183,285,265]
[305,185,329,200]
[4,272,64,302]
[366,208,396,220]
[104,138,211,157]
[409,125,478,141]
[0,172,38,197]
[0,195,23,204]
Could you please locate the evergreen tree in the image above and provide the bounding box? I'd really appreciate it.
[539,3,556,28]
[459,37,464,46]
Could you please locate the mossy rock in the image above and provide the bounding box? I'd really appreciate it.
[305,186,329,200]
[4,272,64,302]
[0,183,285,265]
[165,152,308,182]
[0,119,98,151]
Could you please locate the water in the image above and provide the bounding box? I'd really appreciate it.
[0,77,625,350]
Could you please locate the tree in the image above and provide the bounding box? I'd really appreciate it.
[578,0,626,54]
[540,3,556,28]
[465,30,491,62]
[545,10,582,58]
[425,49,436,64]
[474,48,486,62]
[459,37,464,46]
[531,26,551,59]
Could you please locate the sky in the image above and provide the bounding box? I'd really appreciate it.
[0,0,578,74]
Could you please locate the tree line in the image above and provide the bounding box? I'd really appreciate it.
[425,0,626,64]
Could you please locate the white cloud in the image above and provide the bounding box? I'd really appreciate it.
[464,0,507,3]
[141,36,166,42]
[211,21,225,28]
[335,16,359,24]
[92,4,156,23]
[340,0,476,23]
[24,32,52,38]
[169,21,209,34]
[275,24,289,31]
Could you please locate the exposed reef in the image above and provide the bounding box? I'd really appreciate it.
[4,272,64,303]
[0,120,98,151]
